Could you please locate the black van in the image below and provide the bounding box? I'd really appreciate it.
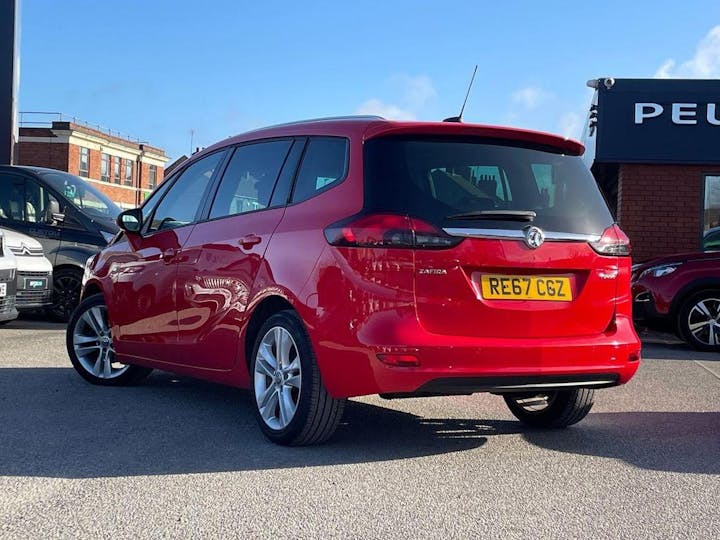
[0,165,120,321]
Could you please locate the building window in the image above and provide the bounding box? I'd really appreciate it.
[148,164,157,189]
[101,153,110,181]
[79,147,89,177]
[704,175,720,238]
[113,156,121,184]
[124,159,133,187]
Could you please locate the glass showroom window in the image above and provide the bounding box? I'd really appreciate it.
[703,175,720,232]
[79,147,89,177]
[101,153,110,181]
[124,159,133,186]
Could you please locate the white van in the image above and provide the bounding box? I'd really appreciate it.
[0,230,19,324]
[0,228,53,312]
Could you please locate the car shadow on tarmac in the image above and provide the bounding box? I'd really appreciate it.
[523,411,720,475]
[642,342,720,361]
[0,368,717,478]
[0,367,499,478]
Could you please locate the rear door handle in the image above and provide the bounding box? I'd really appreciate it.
[239,234,262,250]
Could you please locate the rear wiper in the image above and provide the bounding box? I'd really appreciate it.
[446,210,537,221]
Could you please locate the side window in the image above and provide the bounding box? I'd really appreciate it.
[0,175,60,225]
[148,151,225,232]
[0,175,25,221]
[25,180,62,225]
[140,175,174,224]
[209,140,292,219]
[269,138,306,207]
[291,137,349,204]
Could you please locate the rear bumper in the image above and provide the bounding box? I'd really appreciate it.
[382,373,620,398]
[314,314,641,398]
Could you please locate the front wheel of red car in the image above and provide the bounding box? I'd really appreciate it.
[66,293,152,386]
[503,388,595,428]
[677,290,720,351]
[250,310,345,446]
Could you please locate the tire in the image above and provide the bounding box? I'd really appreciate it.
[250,310,345,445]
[503,388,595,428]
[677,290,720,351]
[66,293,152,386]
[51,267,84,322]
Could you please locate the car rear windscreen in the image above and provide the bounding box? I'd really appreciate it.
[363,136,614,235]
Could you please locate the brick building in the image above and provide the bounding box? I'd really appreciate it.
[586,78,720,262]
[15,114,167,208]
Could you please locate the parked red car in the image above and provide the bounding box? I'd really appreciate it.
[632,251,720,351]
[67,117,641,445]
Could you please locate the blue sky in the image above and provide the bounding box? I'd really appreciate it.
[17,0,720,160]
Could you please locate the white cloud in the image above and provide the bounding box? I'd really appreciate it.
[558,111,582,139]
[654,59,676,79]
[355,99,416,120]
[654,25,720,78]
[511,86,550,110]
[396,74,437,109]
[355,74,436,120]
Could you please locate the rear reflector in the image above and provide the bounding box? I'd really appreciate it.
[377,353,420,367]
[324,213,462,249]
[590,224,631,256]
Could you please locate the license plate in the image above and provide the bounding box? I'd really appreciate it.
[480,274,572,301]
[0,282,6,297]
[25,278,47,289]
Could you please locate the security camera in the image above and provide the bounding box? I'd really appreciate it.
[604,78,615,89]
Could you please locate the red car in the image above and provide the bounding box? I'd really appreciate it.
[632,251,720,351]
[66,117,641,445]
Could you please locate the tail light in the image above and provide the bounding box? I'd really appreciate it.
[324,213,462,249]
[590,224,631,256]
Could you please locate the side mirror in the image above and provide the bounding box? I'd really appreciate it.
[117,208,143,234]
[48,200,64,224]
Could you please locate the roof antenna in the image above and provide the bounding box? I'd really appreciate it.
[443,64,477,123]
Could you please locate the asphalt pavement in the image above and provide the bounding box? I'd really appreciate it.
[0,317,718,539]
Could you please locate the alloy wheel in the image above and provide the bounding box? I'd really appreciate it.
[253,326,302,430]
[686,297,720,347]
[72,304,129,379]
[53,272,82,321]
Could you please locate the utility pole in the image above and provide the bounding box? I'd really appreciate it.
[0,0,19,165]
[189,129,194,156]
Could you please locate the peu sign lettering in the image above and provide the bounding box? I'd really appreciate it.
[634,103,720,126]
[595,79,720,164]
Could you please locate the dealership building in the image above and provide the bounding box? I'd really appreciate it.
[15,114,167,208]
[586,78,720,262]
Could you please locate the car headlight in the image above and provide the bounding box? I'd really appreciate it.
[640,264,681,279]
[100,230,117,244]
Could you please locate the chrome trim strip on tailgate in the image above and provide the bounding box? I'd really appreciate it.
[443,228,601,242]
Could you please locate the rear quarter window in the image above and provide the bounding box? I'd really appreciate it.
[291,137,349,204]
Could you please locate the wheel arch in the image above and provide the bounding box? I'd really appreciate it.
[81,279,103,301]
[669,278,720,319]
[243,294,297,369]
